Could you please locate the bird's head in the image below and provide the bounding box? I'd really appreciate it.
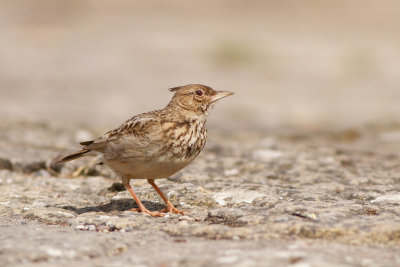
[167,84,234,118]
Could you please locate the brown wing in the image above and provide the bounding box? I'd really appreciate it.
[79,111,160,153]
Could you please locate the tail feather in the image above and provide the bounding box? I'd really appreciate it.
[52,149,90,165]
[80,140,94,146]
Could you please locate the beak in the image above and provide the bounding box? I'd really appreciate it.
[210,91,234,103]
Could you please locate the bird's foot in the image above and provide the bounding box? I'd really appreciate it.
[129,207,164,217]
[159,202,185,215]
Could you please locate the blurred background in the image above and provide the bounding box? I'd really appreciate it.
[0,0,399,132]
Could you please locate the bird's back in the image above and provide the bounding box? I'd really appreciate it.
[87,108,207,179]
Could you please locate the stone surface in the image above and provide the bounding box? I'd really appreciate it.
[1,2,400,265]
[1,121,400,266]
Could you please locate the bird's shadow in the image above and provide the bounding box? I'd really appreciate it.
[60,199,165,215]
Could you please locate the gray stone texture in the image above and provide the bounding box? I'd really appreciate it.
[1,122,400,266]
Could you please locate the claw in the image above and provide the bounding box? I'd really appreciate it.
[123,181,164,217]
[159,202,185,214]
[129,207,164,217]
[147,179,185,215]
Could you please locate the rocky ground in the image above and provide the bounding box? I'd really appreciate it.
[1,1,400,266]
[1,121,400,266]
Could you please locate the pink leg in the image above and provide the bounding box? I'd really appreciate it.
[123,181,163,217]
[147,179,185,214]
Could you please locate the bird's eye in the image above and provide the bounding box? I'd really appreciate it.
[195,90,203,96]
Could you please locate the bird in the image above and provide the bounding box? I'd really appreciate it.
[53,84,234,216]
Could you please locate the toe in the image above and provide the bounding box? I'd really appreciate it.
[172,207,186,215]
[129,207,164,217]
[144,210,164,217]
[129,207,141,212]
[159,203,185,214]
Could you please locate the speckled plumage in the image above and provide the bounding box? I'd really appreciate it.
[54,84,234,216]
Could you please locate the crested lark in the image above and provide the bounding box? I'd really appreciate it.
[54,84,234,216]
